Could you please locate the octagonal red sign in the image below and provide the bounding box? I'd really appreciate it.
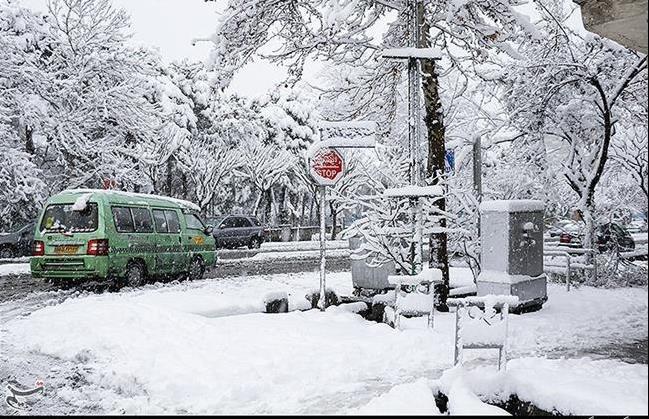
[309,148,345,186]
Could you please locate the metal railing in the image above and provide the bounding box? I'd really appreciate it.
[544,246,598,291]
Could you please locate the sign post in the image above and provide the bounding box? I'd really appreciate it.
[307,121,376,311]
[309,148,345,311]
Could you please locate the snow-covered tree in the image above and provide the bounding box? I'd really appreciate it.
[256,86,319,153]
[0,141,47,228]
[610,124,648,203]
[0,0,54,157]
[236,143,297,223]
[37,0,163,191]
[503,1,647,262]
[207,0,541,305]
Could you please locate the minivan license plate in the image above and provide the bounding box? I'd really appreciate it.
[55,245,79,255]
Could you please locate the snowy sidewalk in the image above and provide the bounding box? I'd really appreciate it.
[1,272,647,415]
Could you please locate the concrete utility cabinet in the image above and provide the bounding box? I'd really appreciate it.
[575,0,647,54]
[349,237,396,291]
[478,200,548,311]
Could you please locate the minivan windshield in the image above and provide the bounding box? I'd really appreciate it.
[40,203,98,233]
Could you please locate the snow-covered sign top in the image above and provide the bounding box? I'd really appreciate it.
[64,189,201,212]
[319,121,377,130]
[306,120,377,159]
[306,137,376,160]
[381,47,443,60]
[479,200,544,213]
[383,185,444,198]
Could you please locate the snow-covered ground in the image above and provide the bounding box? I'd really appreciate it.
[0,262,30,276]
[1,270,646,415]
[632,232,648,245]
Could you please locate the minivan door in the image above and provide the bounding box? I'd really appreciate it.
[152,209,174,274]
[163,209,188,274]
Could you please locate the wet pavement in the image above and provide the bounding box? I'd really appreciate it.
[579,338,648,364]
[0,255,350,305]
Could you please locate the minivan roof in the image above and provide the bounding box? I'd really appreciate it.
[56,189,201,212]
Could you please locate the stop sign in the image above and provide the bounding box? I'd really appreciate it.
[309,148,345,186]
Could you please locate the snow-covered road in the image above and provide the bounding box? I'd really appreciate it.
[1,271,647,414]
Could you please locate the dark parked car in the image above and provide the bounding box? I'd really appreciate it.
[547,219,581,238]
[207,215,267,249]
[559,222,635,252]
[0,222,35,258]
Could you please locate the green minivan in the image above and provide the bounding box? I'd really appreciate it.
[30,189,216,287]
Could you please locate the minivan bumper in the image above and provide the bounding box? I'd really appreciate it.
[30,255,110,280]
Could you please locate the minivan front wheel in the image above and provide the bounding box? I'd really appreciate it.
[189,257,205,281]
[125,262,145,288]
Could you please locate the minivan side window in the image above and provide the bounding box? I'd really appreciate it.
[185,214,204,231]
[132,208,154,233]
[112,207,135,233]
[153,209,168,233]
[165,210,181,233]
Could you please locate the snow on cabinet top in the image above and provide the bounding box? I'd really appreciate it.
[63,189,201,212]
[383,185,444,198]
[382,47,443,60]
[479,199,544,213]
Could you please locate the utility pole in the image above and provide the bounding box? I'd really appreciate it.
[418,1,450,310]
[408,0,422,186]
[408,0,423,275]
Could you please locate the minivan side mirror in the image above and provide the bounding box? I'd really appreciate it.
[204,225,214,235]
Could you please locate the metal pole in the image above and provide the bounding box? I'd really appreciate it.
[318,185,327,311]
[407,0,423,274]
[408,0,422,185]
[472,135,482,200]
[473,135,482,237]
[566,254,571,292]
[415,197,423,274]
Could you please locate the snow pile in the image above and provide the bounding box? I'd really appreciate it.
[352,378,441,415]
[71,192,93,211]
[446,374,509,416]
[432,358,648,416]
[452,294,519,308]
[388,266,443,286]
[67,189,201,212]
[372,290,396,305]
[2,274,647,414]
[397,293,434,314]
[0,262,30,276]
[3,272,453,414]
[460,306,507,347]
[479,200,544,213]
[326,302,368,314]
[6,305,452,414]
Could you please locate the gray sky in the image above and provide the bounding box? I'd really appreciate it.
[20,0,288,97]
